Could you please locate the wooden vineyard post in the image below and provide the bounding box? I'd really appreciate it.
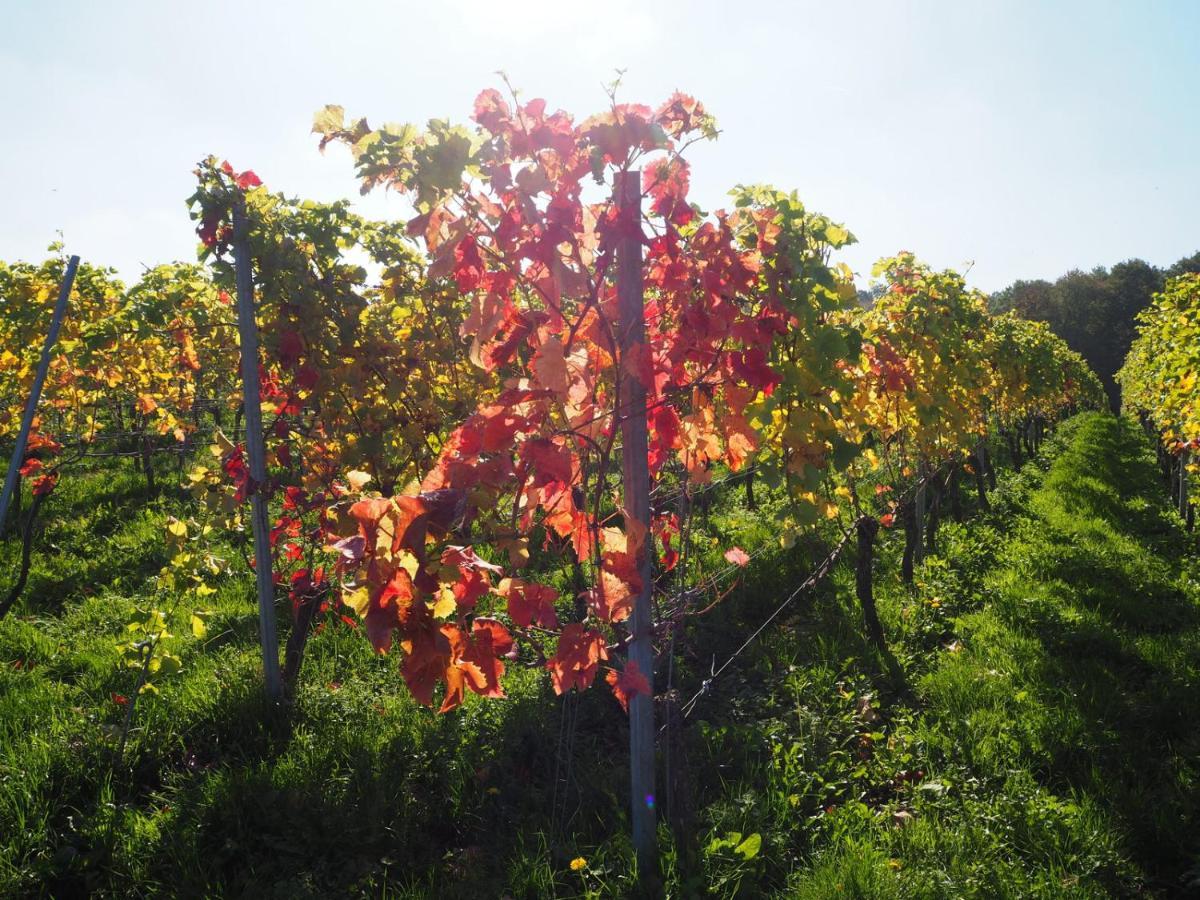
[980,435,996,491]
[925,474,943,555]
[231,200,283,702]
[855,517,886,650]
[0,255,79,539]
[971,439,990,510]
[615,169,657,880]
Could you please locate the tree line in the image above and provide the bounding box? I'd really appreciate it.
[988,251,1200,409]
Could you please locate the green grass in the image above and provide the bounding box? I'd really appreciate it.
[708,414,1200,898]
[0,415,1197,897]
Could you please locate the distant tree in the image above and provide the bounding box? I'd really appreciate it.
[856,283,887,309]
[988,278,1055,318]
[1167,250,1200,277]
[1107,259,1163,371]
[988,259,1165,409]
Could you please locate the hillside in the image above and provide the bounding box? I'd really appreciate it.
[2,414,1197,897]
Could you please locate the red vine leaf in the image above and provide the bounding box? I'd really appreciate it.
[498,577,560,629]
[547,624,609,694]
[724,546,751,567]
[606,659,652,713]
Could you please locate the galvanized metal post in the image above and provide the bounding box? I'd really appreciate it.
[615,170,656,880]
[232,200,282,701]
[0,256,78,537]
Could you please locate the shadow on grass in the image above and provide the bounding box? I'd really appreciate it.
[1,469,180,618]
[997,416,1200,892]
[119,646,634,898]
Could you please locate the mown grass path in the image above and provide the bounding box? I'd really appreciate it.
[970,414,1200,896]
[779,414,1200,898]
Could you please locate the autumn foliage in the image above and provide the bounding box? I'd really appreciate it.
[2,85,1104,715]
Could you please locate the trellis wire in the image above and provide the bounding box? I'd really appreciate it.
[663,457,951,726]
[677,519,860,719]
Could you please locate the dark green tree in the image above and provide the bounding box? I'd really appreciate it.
[988,278,1055,319]
[988,255,1195,409]
[1167,251,1200,277]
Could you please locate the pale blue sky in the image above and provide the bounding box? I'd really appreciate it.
[2,0,1197,292]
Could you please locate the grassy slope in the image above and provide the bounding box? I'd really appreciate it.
[741,413,1200,898]
[0,413,1196,897]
